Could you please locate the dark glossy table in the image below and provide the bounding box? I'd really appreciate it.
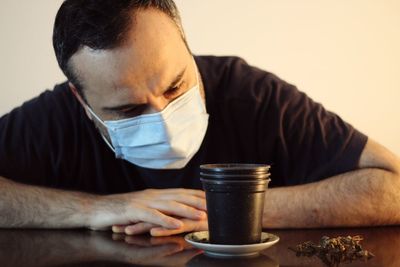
[0,227,398,267]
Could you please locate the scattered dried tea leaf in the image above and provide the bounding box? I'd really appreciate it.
[289,235,374,267]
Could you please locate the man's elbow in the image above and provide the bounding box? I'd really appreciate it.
[387,155,400,177]
[358,139,400,176]
[393,157,400,176]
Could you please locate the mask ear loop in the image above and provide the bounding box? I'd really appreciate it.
[85,105,116,153]
[192,57,208,115]
[193,57,199,88]
[100,133,116,153]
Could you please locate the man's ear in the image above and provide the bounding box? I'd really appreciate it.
[68,82,93,120]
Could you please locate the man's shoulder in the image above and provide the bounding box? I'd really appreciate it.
[195,55,248,68]
[195,55,280,80]
[34,81,74,107]
[195,55,255,82]
[6,81,73,111]
[195,55,293,104]
[0,81,81,130]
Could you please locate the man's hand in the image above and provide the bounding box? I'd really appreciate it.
[112,217,208,236]
[89,188,208,236]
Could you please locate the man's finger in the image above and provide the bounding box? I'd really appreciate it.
[150,219,208,237]
[149,201,207,220]
[112,225,126,234]
[135,208,183,229]
[161,188,206,198]
[150,227,184,237]
[160,194,207,211]
[125,222,156,235]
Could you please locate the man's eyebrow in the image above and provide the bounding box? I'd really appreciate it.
[102,66,187,112]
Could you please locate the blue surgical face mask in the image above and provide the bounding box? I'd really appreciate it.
[86,61,209,169]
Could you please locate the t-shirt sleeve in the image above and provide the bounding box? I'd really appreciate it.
[260,77,368,185]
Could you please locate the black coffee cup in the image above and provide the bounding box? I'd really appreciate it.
[200,164,271,245]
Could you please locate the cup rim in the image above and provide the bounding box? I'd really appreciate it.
[200,163,271,172]
[201,178,271,185]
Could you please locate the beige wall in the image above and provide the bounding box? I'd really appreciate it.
[0,0,65,113]
[1,1,399,155]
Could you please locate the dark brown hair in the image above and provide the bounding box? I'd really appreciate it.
[53,0,186,98]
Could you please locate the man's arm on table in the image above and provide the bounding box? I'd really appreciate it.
[117,138,400,236]
[263,138,400,228]
[0,177,207,231]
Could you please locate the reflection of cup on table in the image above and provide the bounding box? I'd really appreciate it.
[187,253,279,267]
[200,164,271,245]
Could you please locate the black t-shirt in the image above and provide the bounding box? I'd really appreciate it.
[0,56,367,194]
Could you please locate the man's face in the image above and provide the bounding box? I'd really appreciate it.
[69,9,200,124]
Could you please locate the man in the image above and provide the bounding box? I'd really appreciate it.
[0,0,399,237]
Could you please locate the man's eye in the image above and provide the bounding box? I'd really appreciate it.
[120,106,146,116]
[121,107,135,113]
[164,83,183,98]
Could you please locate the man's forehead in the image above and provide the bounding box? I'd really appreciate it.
[70,44,186,90]
[71,46,143,84]
[69,9,188,83]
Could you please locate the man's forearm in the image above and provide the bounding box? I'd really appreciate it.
[263,168,400,228]
[0,176,97,228]
[0,176,207,234]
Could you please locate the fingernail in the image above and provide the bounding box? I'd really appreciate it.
[113,226,125,233]
[151,229,162,237]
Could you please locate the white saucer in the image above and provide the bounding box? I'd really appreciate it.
[184,231,279,258]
